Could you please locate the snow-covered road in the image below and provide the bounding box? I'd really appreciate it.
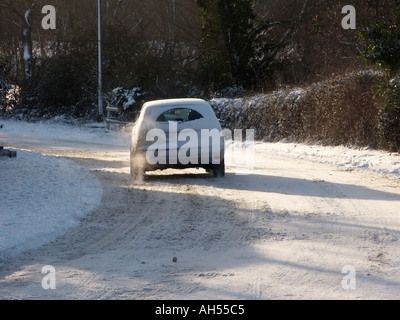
[1,119,400,300]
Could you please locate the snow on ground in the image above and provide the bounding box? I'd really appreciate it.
[0,150,102,261]
[0,118,399,266]
[0,118,130,149]
[255,141,400,179]
[0,119,129,263]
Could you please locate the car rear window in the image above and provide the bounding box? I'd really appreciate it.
[156,108,204,122]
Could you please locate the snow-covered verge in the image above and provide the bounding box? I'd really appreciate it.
[255,142,400,180]
[0,118,130,148]
[0,149,102,262]
[0,119,130,263]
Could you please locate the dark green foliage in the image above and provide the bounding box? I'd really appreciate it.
[360,0,400,72]
[24,52,97,117]
[195,0,258,89]
[375,77,400,151]
[359,1,400,151]
[361,26,400,72]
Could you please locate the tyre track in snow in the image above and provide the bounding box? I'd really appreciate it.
[127,175,249,299]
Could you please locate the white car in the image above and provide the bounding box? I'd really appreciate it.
[130,98,225,178]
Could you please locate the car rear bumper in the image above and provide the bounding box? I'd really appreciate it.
[131,147,225,172]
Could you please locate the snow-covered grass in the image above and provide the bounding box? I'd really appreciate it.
[0,149,102,261]
[0,118,399,265]
[255,141,400,179]
[0,119,129,263]
[0,118,130,149]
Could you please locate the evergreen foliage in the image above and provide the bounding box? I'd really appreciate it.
[26,53,97,118]
[360,0,400,72]
[360,0,400,151]
[195,0,257,89]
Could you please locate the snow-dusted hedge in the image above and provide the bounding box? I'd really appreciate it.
[106,87,147,112]
[210,69,395,150]
[104,87,148,122]
[377,75,400,151]
[210,88,304,141]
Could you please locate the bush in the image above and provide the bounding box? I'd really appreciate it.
[105,87,148,122]
[24,53,97,118]
[360,0,400,73]
[376,75,400,151]
[298,70,384,147]
[211,70,390,149]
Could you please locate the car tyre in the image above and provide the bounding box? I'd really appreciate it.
[212,160,225,177]
[130,159,145,181]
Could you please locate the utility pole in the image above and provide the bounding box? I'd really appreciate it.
[97,0,104,119]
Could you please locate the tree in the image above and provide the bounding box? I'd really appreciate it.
[0,59,9,114]
[195,0,313,90]
[195,0,257,89]
[359,0,400,151]
[360,0,400,73]
[0,0,37,80]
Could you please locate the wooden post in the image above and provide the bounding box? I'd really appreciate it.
[0,146,17,158]
[1,124,16,157]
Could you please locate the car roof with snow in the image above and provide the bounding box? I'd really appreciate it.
[143,98,209,108]
[142,98,210,109]
[139,99,219,124]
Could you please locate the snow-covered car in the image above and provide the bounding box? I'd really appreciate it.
[130,98,225,178]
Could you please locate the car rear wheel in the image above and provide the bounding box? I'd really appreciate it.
[212,160,225,177]
[130,158,145,181]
